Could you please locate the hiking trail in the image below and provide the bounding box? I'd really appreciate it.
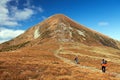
[54,45,120,78]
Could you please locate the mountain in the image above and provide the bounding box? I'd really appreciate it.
[0,14,120,80]
[0,14,120,52]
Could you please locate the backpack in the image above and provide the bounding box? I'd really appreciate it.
[104,60,107,64]
[102,60,107,64]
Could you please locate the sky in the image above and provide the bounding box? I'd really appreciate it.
[0,0,120,43]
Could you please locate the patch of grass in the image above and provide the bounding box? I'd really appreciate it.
[52,61,59,64]
[40,30,51,39]
[0,41,30,52]
[94,34,119,49]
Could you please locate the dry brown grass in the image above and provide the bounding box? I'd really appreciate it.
[0,43,120,80]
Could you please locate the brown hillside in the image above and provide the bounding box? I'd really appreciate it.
[0,14,120,52]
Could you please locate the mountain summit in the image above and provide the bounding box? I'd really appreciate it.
[0,14,120,51]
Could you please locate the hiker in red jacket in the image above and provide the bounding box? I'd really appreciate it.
[101,59,107,73]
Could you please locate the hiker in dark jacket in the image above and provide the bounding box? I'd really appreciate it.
[74,56,79,64]
[101,59,107,73]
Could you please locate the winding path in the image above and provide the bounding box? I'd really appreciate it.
[54,45,120,78]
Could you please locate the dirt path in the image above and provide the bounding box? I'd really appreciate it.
[54,45,101,72]
[54,45,120,78]
[63,45,120,64]
[60,50,120,64]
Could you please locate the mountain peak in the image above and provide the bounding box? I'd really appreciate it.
[46,14,68,21]
[51,14,67,18]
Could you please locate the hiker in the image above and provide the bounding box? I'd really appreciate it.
[101,59,107,73]
[74,56,79,64]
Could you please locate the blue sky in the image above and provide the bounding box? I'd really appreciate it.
[0,0,120,43]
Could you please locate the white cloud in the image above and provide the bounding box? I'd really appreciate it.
[0,0,19,27]
[2,21,19,26]
[0,0,44,43]
[0,28,24,43]
[98,22,109,26]
[13,8,34,21]
[0,0,43,27]
[0,0,10,7]
[23,0,43,13]
[38,7,44,12]
[42,16,47,20]
[0,0,17,26]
